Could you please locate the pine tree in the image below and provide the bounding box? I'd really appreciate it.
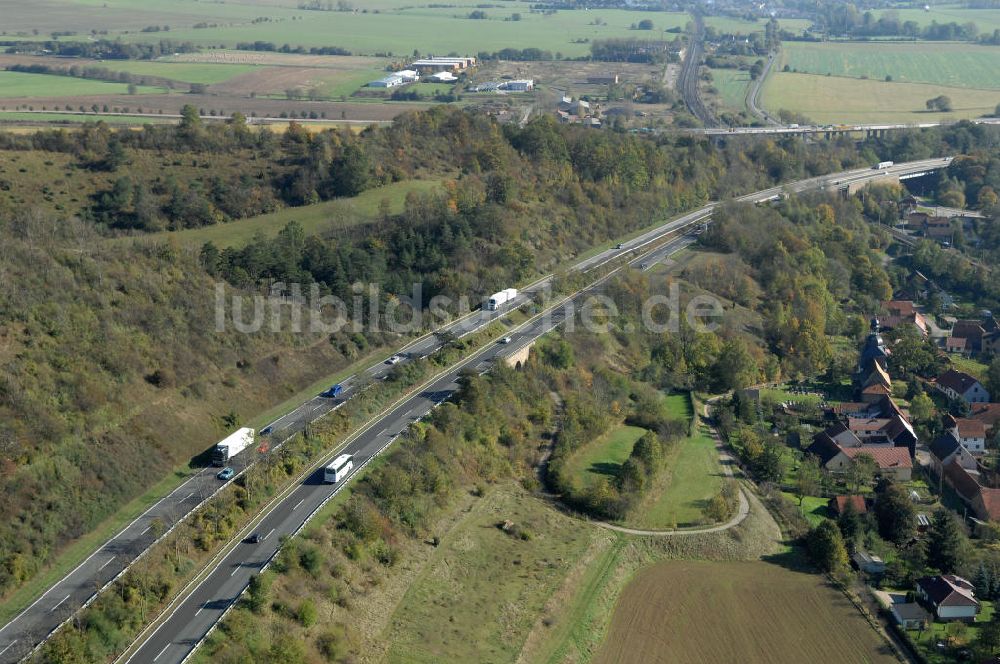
[926,508,967,574]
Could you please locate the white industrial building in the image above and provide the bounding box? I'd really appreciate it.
[500,79,533,91]
[429,71,458,83]
[368,74,405,88]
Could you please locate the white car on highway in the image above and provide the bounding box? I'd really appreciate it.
[386,355,402,365]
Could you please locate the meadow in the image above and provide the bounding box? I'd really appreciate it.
[762,71,1000,125]
[558,392,725,530]
[593,560,898,664]
[0,71,164,98]
[778,41,1000,90]
[627,393,726,529]
[143,178,445,248]
[383,484,602,664]
[558,425,648,491]
[707,67,752,112]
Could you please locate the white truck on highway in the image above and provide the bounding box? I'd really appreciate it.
[487,288,517,311]
[874,161,894,170]
[324,454,354,483]
[212,427,254,466]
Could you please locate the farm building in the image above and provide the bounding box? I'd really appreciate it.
[916,575,980,621]
[369,74,405,88]
[429,71,458,83]
[411,56,476,72]
[395,69,420,82]
[500,79,534,91]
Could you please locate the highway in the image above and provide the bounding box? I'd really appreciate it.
[0,157,951,664]
[117,156,953,664]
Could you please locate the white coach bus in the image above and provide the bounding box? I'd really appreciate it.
[324,454,354,483]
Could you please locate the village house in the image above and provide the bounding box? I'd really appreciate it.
[916,575,980,621]
[942,461,1000,522]
[935,369,991,405]
[828,495,867,516]
[969,403,1000,434]
[952,418,988,454]
[806,435,912,481]
[929,431,978,474]
[881,300,929,336]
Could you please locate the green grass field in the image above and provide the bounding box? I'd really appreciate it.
[0,111,174,124]
[950,355,989,381]
[0,71,164,98]
[561,425,648,491]
[623,392,726,529]
[762,71,1000,124]
[778,41,1000,90]
[97,5,690,57]
[313,68,392,98]
[630,416,724,529]
[708,67,752,111]
[141,178,444,248]
[383,483,600,664]
[594,560,898,664]
[94,61,259,85]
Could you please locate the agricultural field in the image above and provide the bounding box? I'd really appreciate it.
[382,484,603,664]
[144,178,446,249]
[761,71,1000,125]
[0,71,164,98]
[778,42,1000,90]
[0,111,174,126]
[5,0,689,58]
[593,560,898,664]
[89,60,260,85]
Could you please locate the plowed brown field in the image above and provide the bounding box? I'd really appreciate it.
[594,560,898,664]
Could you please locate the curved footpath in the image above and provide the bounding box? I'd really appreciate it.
[594,400,751,536]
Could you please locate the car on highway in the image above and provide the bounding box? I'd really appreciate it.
[217,467,234,481]
[260,425,272,436]
[639,263,648,270]
[385,355,402,365]
[321,383,344,398]
[247,532,264,544]
[500,336,512,344]
[615,243,624,249]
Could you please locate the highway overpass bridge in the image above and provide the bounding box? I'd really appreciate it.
[688,117,1000,139]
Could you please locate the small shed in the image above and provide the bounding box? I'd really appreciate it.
[851,551,886,575]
